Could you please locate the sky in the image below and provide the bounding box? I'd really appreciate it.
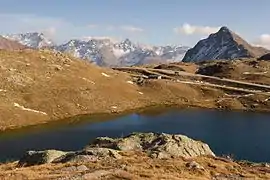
[0,0,269,48]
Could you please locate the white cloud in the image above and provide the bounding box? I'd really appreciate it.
[254,34,270,49]
[41,27,57,38]
[0,13,78,43]
[174,23,220,35]
[0,13,145,44]
[120,25,144,33]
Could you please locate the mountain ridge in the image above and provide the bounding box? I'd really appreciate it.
[183,26,269,62]
[4,33,189,67]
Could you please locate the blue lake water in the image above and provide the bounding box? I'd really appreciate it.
[0,109,270,162]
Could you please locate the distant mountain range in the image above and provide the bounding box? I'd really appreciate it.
[3,32,189,67]
[2,27,269,66]
[3,32,55,49]
[183,26,269,62]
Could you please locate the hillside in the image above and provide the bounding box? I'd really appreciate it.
[0,49,216,130]
[0,49,148,130]
[0,36,27,50]
[183,27,269,62]
[196,58,270,85]
[0,49,270,130]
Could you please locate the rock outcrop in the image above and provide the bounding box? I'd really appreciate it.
[18,132,215,167]
[89,132,215,159]
[18,150,68,167]
[258,53,270,60]
[182,26,269,63]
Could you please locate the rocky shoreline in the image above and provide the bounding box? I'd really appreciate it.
[1,132,270,179]
[17,132,215,167]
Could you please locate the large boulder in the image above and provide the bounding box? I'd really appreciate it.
[54,148,122,163]
[18,150,68,167]
[18,148,121,166]
[18,132,215,167]
[88,132,215,159]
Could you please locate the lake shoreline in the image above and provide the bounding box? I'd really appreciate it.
[1,103,270,133]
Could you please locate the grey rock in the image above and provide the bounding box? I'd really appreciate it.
[183,26,269,63]
[18,150,67,167]
[64,155,98,163]
[54,148,121,163]
[18,147,121,166]
[18,132,215,166]
[186,161,205,170]
[88,132,215,159]
[76,165,89,172]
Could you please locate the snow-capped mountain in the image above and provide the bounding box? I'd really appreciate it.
[55,38,189,66]
[182,27,269,62]
[153,45,190,61]
[3,32,55,49]
[3,32,189,66]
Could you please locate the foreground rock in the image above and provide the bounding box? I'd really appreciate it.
[18,132,214,167]
[3,133,270,179]
[89,132,215,159]
[18,148,121,167]
[18,150,67,167]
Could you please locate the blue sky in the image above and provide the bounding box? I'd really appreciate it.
[0,0,269,47]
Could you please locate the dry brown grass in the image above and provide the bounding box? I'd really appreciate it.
[0,36,27,50]
[0,49,223,130]
[0,49,270,131]
[0,152,270,180]
[197,59,270,85]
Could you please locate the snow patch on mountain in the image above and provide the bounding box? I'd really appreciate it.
[4,32,190,66]
[3,32,55,48]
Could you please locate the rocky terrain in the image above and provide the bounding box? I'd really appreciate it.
[182,27,269,62]
[196,58,270,85]
[1,28,270,180]
[1,132,270,180]
[4,33,189,67]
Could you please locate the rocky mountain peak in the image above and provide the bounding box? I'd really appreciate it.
[3,32,189,66]
[182,26,269,62]
[218,26,231,33]
[3,32,55,49]
[114,38,136,52]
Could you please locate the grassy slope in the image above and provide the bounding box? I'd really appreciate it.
[1,152,270,180]
[0,49,223,130]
